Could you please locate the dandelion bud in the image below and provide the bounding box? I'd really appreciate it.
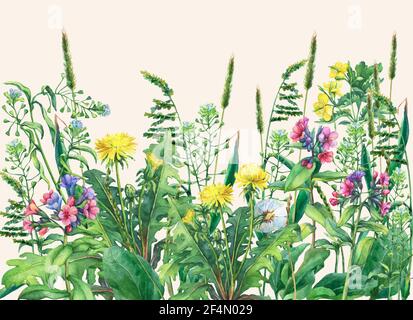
[125,184,136,200]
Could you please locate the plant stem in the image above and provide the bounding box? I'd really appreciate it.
[342,205,363,300]
[115,162,127,227]
[212,110,226,183]
[287,245,297,300]
[63,233,71,297]
[218,206,234,298]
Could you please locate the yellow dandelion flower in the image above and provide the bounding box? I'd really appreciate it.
[323,80,343,97]
[146,152,163,170]
[95,133,137,165]
[182,209,195,224]
[235,163,269,190]
[313,93,333,121]
[200,183,233,208]
[329,62,349,79]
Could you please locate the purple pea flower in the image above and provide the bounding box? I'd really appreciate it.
[348,171,365,183]
[61,174,80,196]
[82,187,97,201]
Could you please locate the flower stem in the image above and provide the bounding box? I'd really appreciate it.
[63,233,71,297]
[218,206,234,298]
[115,162,127,227]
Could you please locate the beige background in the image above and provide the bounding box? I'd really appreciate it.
[1,0,413,299]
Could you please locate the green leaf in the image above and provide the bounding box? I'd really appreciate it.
[290,190,309,223]
[304,204,326,227]
[21,122,44,139]
[337,205,357,227]
[70,277,95,300]
[227,207,249,275]
[237,224,302,294]
[353,237,375,266]
[210,132,240,234]
[312,171,347,182]
[388,105,409,176]
[1,253,46,288]
[19,285,69,300]
[307,287,336,300]
[357,221,388,235]
[103,246,164,300]
[284,163,315,191]
[0,285,21,299]
[5,81,32,102]
[325,218,352,243]
[43,85,57,110]
[361,144,373,189]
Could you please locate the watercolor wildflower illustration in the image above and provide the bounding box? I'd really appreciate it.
[0,32,411,301]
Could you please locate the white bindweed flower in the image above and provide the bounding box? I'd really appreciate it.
[254,199,288,234]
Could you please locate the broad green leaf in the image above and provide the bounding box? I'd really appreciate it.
[353,237,375,266]
[103,246,164,300]
[19,285,69,300]
[337,205,357,227]
[290,190,309,223]
[325,218,352,243]
[1,253,46,288]
[357,221,388,235]
[305,204,326,227]
[70,277,95,300]
[361,144,373,190]
[237,224,302,295]
[312,171,347,182]
[284,163,315,191]
[388,105,409,176]
[307,287,336,300]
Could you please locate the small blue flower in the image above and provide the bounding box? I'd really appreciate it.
[61,174,80,196]
[81,187,96,202]
[8,88,22,100]
[102,104,111,117]
[47,192,63,212]
[70,119,84,129]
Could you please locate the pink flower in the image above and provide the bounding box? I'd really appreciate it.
[329,198,339,206]
[379,172,390,187]
[65,225,73,233]
[58,199,78,226]
[332,191,339,198]
[382,189,390,196]
[23,220,33,233]
[341,179,354,197]
[66,196,76,207]
[318,151,334,164]
[290,117,309,142]
[379,201,391,216]
[83,199,100,220]
[39,227,48,237]
[301,158,313,169]
[318,127,338,151]
[24,200,39,216]
[40,190,53,205]
[373,171,379,180]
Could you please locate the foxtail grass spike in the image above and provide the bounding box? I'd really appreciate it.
[62,31,76,91]
[373,63,380,92]
[389,33,397,80]
[304,33,317,90]
[255,87,264,134]
[221,55,234,109]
